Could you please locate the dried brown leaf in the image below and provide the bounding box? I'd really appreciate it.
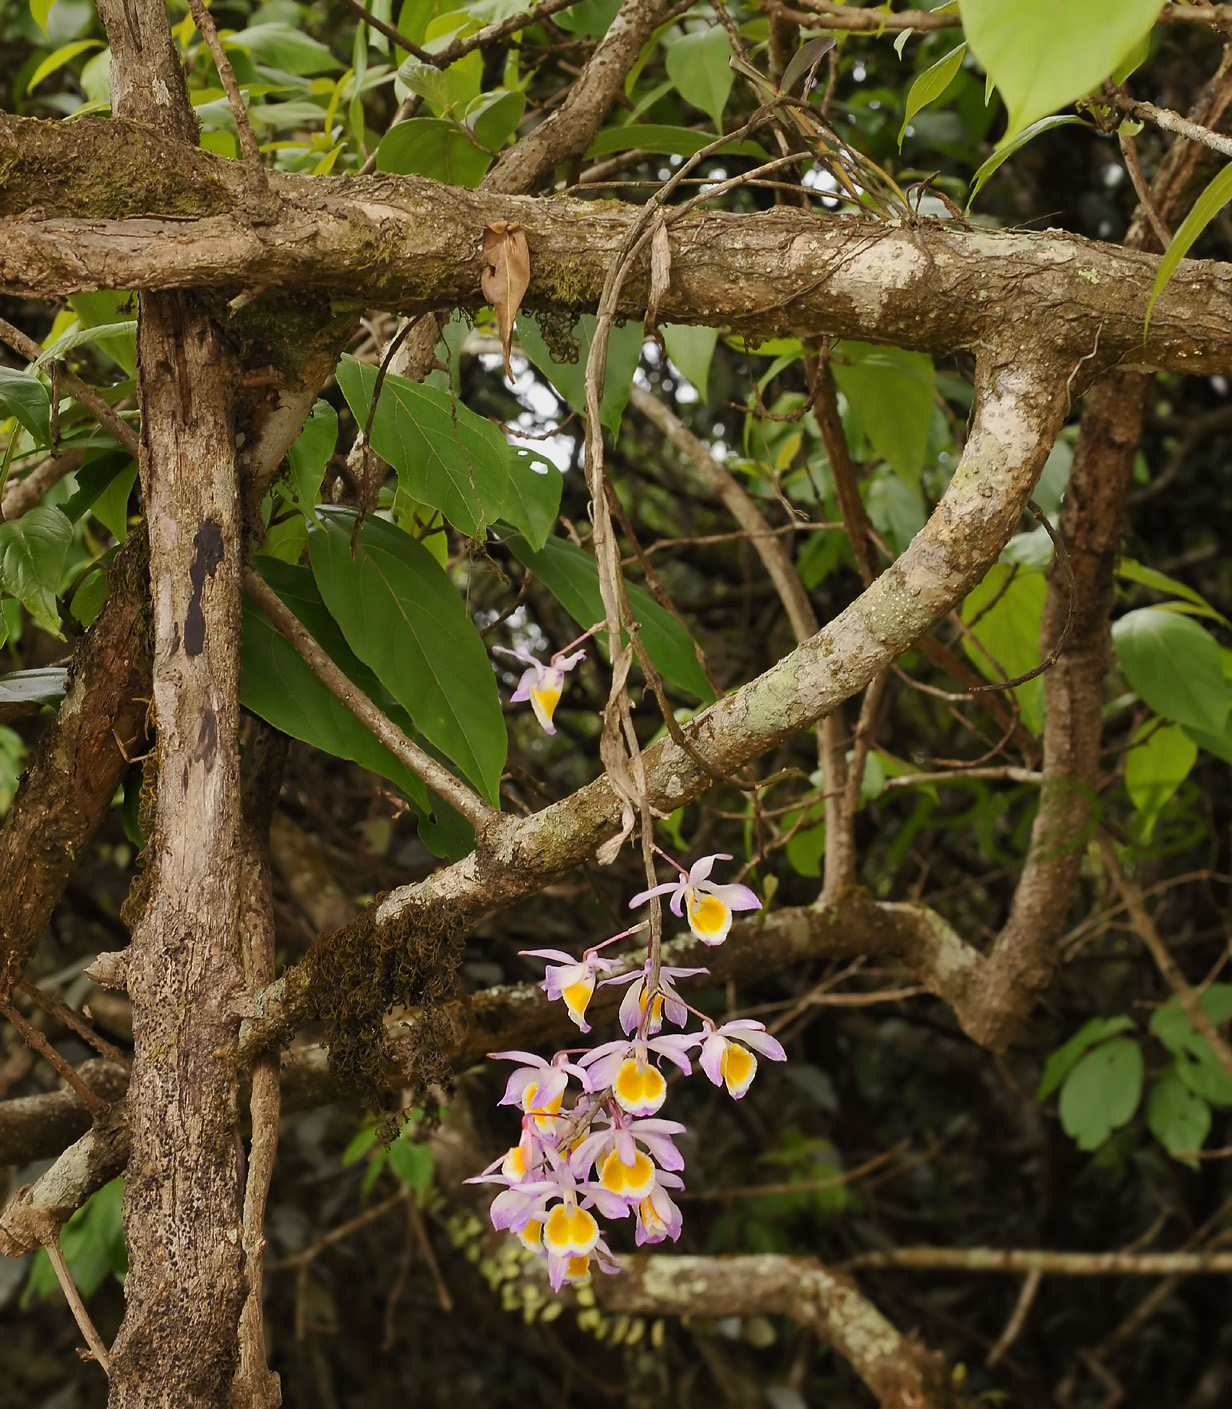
[645,216,671,336]
[481,221,531,382]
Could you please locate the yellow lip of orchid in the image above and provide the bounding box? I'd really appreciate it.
[517,1218,544,1252]
[528,680,563,731]
[522,1080,564,1130]
[543,1202,599,1258]
[613,1058,668,1115]
[719,1041,757,1097]
[688,891,731,942]
[600,1148,657,1200]
[561,975,594,1027]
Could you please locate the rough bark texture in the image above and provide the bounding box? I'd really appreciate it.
[105,290,247,1408]
[0,543,150,999]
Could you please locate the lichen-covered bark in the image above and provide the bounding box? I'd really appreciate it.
[0,542,150,1000]
[105,290,247,1408]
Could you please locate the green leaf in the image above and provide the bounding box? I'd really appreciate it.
[335,356,508,539]
[1125,720,1197,841]
[966,114,1085,208]
[34,320,138,369]
[1058,1037,1144,1152]
[30,0,56,34]
[1112,608,1230,735]
[308,509,506,804]
[341,1121,380,1165]
[961,562,1046,731]
[0,506,71,636]
[959,0,1160,144]
[1185,718,1232,767]
[517,315,644,438]
[1149,988,1232,1108]
[782,800,826,878]
[584,124,767,160]
[1037,1015,1134,1101]
[285,399,338,519]
[662,325,718,400]
[388,1136,434,1193]
[25,37,103,94]
[68,293,137,376]
[830,341,934,488]
[376,118,492,185]
[1117,557,1231,629]
[0,666,68,708]
[61,453,131,524]
[226,24,343,75]
[899,41,966,149]
[504,530,715,702]
[500,447,561,551]
[468,88,526,150]
[0,367,51,447]
[779,35,836,98]
[1146,161,1232,337]
[665,27,733,132]
[1147,1067,1210,1167]
[27,1177,127,1304]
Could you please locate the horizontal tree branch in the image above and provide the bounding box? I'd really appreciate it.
[845,1247,1232,1275]
[2,117,1232,375]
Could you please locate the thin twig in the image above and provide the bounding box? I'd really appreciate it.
[986,1268,1042,1368]
[17,981,130,1070]
[1118,131,1172,250]
[268,1189,408,1271]
[844,1247,1232,1274]
[0,998,111,1115]
[242,568,497,830]
[1113,90,1232,160]
[45,1238,111,1373]
[185,0,269,180]
[408,1197,453,1311]
[680,1139,910,1201]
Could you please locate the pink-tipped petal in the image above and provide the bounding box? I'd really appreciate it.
[708,881,762,912]
[688,852,731,886]
[699,1033,726,1087]
[628,880,683,909]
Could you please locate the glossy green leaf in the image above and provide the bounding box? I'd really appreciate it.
[501,447,562,551]
[517,315,644,438]
[25,1177,126,1304]
[662,325,718,400]
[335,356,508,538]
[1117,557,1231,628]
[67,292,137,376]
[959,0,1160,143]
[1058,1037,1144,1151]
[0,666,69,708]
[1038,1015,1134,1101]
[899,42,965,149]
[1149,988,1232,1108]
[0,505,70,635]
[30,0,56,34]
[1112,608,1230,735]
[1184,717,1232,767]
[1146,161,1232,337]
[961,563,1046,732]
[376,117,491,185]
[226,24,342,74]
[966,114,1085,208]
[665,27,733,132]
[1125,720,1197,841]
[25,38,102,94]
[308,509,506,803]
[285,399,338,519]
[1147,1067,1210,1167]
[830,341,934,488]
[0,367,51,447]
[468,88,526,150]
[504,529,715,702]
[585,125,767,160]
[34,319,138,369]
[387,1136,434,1193]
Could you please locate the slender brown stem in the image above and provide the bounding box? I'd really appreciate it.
[45,1237,112,1374]
[185,0,268,179]
[0,998,111,1115]
[17,980,130,1069]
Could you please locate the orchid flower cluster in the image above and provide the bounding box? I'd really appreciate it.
[468,849,785,1292]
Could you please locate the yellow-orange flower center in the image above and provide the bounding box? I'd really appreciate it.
[613,1058,667,1114]
[530,682,562,725]
[690,893,729,936]
[543,1202,599,1257]
[600,1148,656,1199]
[517,1219,544,1251]
[562,977,593,1022]
[720,1042,756,1094]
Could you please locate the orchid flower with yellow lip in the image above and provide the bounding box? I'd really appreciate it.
[520,946,623,1033]
[698,1018,787,1099]
[492,642,587,734]
[601,959,708,1036]
[629,852,762,946]
[633,1170,685,1246]
[490,1049,586,1131]
[578,1033,699,1116]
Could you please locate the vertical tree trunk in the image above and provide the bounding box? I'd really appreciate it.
[106,290,247,1406]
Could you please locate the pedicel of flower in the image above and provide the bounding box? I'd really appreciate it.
[629,851,762,946]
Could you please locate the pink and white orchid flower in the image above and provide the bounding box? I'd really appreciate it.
[698,1019,787,1099]
[579,1033,700,1116]
[520,946,622,1033]
[601,960,708,1036]
[629,852,761,945]
[492,643,587,734]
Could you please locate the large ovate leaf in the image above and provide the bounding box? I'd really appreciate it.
[959,0,1161,144]
[1117,557,1231,629]
[0,505,71,636]
[0,367,51,447]
[1125,720,1197,842]
[308,509,506,804]
[517,316,644,438]
[67,292,137,376]
[961,562,1046,732]
[663,325,718,401]
[1038,1015,1134,1102]
[830,341,934,489]
[1058,1037,1144,1151]
[335,356,508,539]
[504,529,714,702]
[1112,608,1230,735]
[226,23,343,74]
[665,27,733,132]
[501,447,562,551]
[1149,988,1232,1108]
[1147,1067,1210,1167]
[376,118,492,186]
[285,399,339,519]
